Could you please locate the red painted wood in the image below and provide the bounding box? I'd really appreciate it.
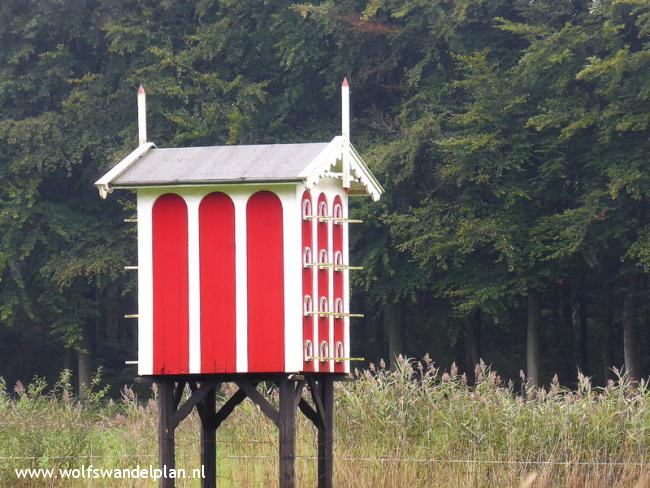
[333,195,345,372]
[199,192,236,373]
[301,191,314,371]
[317,193,330,372]
[152,193,189,375]
[247,191,285,372]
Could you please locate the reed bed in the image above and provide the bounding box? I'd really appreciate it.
[0,359,648,487]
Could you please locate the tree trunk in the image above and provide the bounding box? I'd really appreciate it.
[77,319,94,398]
[602,283,613,382]
[63,347,73,372]
[77,346,91,398]
[622,275,640,382]
[578,268,589,375]
[369,295,384,364]
[464,309,481,380]
[386,302,404,367]
[560,279,574,378]
[527,293,541,387]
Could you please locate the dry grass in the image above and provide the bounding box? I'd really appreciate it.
[0,359,648,487]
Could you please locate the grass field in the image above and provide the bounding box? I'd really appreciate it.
[1,359,648,487]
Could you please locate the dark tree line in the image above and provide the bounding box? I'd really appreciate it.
[1,0,649,394]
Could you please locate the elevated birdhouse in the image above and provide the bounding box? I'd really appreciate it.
[96,80,382,376]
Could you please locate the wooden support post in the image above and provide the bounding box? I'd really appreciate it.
[279,379,297,488]
[317,376,334,488]
[154,374,337,488]
[200,386,217,488]
[158,380,176,488]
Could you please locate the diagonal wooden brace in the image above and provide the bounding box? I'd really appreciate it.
[172,382,216,429]
[214,388,247,430]
[307,377,327,430]
[298,398,320,428]
[235,380,280,427]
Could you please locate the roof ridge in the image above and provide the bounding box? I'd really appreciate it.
[151,142,330,150]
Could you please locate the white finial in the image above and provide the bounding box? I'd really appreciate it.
[137,85,147,146]
[341,78,350,189]
[342,77,350,140]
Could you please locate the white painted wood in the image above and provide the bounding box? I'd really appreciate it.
[232,192,249,373]
[342,79,350,140]
[95,143,154,198]
[136,190,155,375]
[327,192,335,371]
[300,137,344,189]
[280,187,302,373]
[298,137,383,201]
[310,188,319,372]
[138,86,147,146]
[185,194,201,374]
[132,180,360,377]
[342,190,351,373]
[312,179,352,371]
[342,79,351,189]
[348,144,383,201]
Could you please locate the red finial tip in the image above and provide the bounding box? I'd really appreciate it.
[342,77,349,87]
[138,85,145,95]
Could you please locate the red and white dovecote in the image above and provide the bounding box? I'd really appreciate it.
[95,80,382,376]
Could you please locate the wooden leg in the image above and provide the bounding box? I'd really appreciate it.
[158,380,176,488]
[279,379,297,488]
[200,386,217,488]
[317,376,334,488]
[156,375,329,488]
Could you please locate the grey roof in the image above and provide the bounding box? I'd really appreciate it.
[111,142,330,186]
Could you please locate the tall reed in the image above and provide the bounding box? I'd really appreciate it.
[0,359,648,487]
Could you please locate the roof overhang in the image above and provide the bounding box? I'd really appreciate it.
[95,142,155,198]
[95,137,383,201]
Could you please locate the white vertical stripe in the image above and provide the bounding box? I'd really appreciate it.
[311,191,319,372]
[327,194,335,371]
[137,191,154,375]
[185,195,202,374]
[282,189,302,372]
[342,191,351,373]
[233,193,249,373]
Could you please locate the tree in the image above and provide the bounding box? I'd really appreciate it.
[2,0,650,389]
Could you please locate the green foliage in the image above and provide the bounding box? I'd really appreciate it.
[2,0,650,385]
[364,0,650,335]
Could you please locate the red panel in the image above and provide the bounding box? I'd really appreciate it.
[199,192,236,373]
[333,195,345,372]
[317,193,331,372]
[152,194,189,375]
[301,191,314,371]
[247,191,285,372]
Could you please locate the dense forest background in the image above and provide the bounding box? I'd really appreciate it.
[2,0,650,395]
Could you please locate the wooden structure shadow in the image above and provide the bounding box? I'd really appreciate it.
[157,373,337,488]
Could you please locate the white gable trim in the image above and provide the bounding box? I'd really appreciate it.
[300,137,383,201]
[299,136,344,187]
[348,143,384,202]
[95,142,155,198]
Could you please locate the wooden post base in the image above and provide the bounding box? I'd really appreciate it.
[155,374,340,488]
